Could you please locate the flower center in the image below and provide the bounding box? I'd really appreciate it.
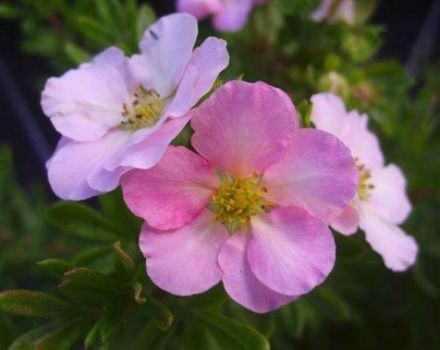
[356,159,374,201]
[208,173,273,233]
[121,86,163,131]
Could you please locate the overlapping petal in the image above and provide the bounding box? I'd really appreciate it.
[330,204,359,235]
[247,206,336,296]
[140,210,228,295]
[47,130,131,200]
[177,0,222,19]
[311,93,384,169]
[191,81,298,177]
[219,232,296,313]
[262,128,358,223]
[128,13,198,97]
[42,47,131,142]
[122,146,218,230]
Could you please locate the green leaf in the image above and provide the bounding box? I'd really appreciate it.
[143,296,174,331]
[113,241,135,274]
[0,315,13,349]
[47,202,120,242]
[37,259,74,278]
[84,320,101,349]
[59,268,123,299]
[31,320,87,350]
[8,324,56,350]
[99,299,126,343]
[0,290,73,318]
[0,3,18,19]
[64,41,91,65]
[196,311,270,350]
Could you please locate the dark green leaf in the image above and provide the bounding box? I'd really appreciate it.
[37,259,74,278]
[47,202,120,242]
[0,290,73,318]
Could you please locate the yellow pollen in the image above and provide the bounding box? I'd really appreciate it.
[121,86,163,131]
[208,173,274,233]
[356,159,374,201]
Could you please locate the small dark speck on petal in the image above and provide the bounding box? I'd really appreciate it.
[149,30,159,40]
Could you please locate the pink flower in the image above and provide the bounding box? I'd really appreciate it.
[310,93,418,271]
[177,0,266,32]
[42,13,229,200]
[122,81,357,313]
[310,0,355,24]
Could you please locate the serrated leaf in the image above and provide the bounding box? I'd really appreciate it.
[196,311,270,350]
[0,290,73,318]
[47,202,120,242]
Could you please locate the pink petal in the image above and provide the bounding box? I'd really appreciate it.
[47,130,131,200]
[310,93,384,169]
[139,210,228,296]
[366,164,412,224]
[248,206,336,296]
[41,47,131,142]
[218,232,297,313]
[262,128,358,223]
[191,81,298,177]
[177,0,222,19]
[310,0,332,22]
[164,36,229,119]
[330,204,360,235]
[129,13,198,97]
[359,209,418,271]
[106,115,190,171]
[121,146,218,230]
[213,0,253,32]
[333,0,355,24]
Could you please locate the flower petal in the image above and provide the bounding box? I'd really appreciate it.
[41,47,130,142]
[367,164,412,224]
[106,115,190,171]
[191,81,298,177]
[140,210,228,296]
[122,146,218,230]
[310,93,384,169]
[128,13,198,97]
[262,128,358,223]
[177,0,222,19]
[47,130,131,200]
[218,232,297,313]
[359,208,418,271]
[330,204,360,235]
[212,0,253,32]
[248,206,335,296]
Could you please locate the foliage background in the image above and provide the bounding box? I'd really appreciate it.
[0,0,439,349]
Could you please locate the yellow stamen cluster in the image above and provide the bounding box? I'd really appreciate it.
[209,173,273,233]
[121,86,163,131]
[356,160,374,201]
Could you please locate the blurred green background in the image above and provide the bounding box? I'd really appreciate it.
[0,0,439,349]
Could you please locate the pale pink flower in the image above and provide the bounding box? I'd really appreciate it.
[310,93,418,271]
[177,0,266,32]
[42,13,229,200]
[122,81,357,313]
[310,0,355,24]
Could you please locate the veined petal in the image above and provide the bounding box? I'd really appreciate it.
[47,130,131,200]
[359,208,418,271]
[191,81,298,177]
[122,146,218,230]
[42,47,131,142]
[248,206,335,296]
[129,13,198,97]
[262,128,358,223]
[140,210,228,295]
[218,232,297,313]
